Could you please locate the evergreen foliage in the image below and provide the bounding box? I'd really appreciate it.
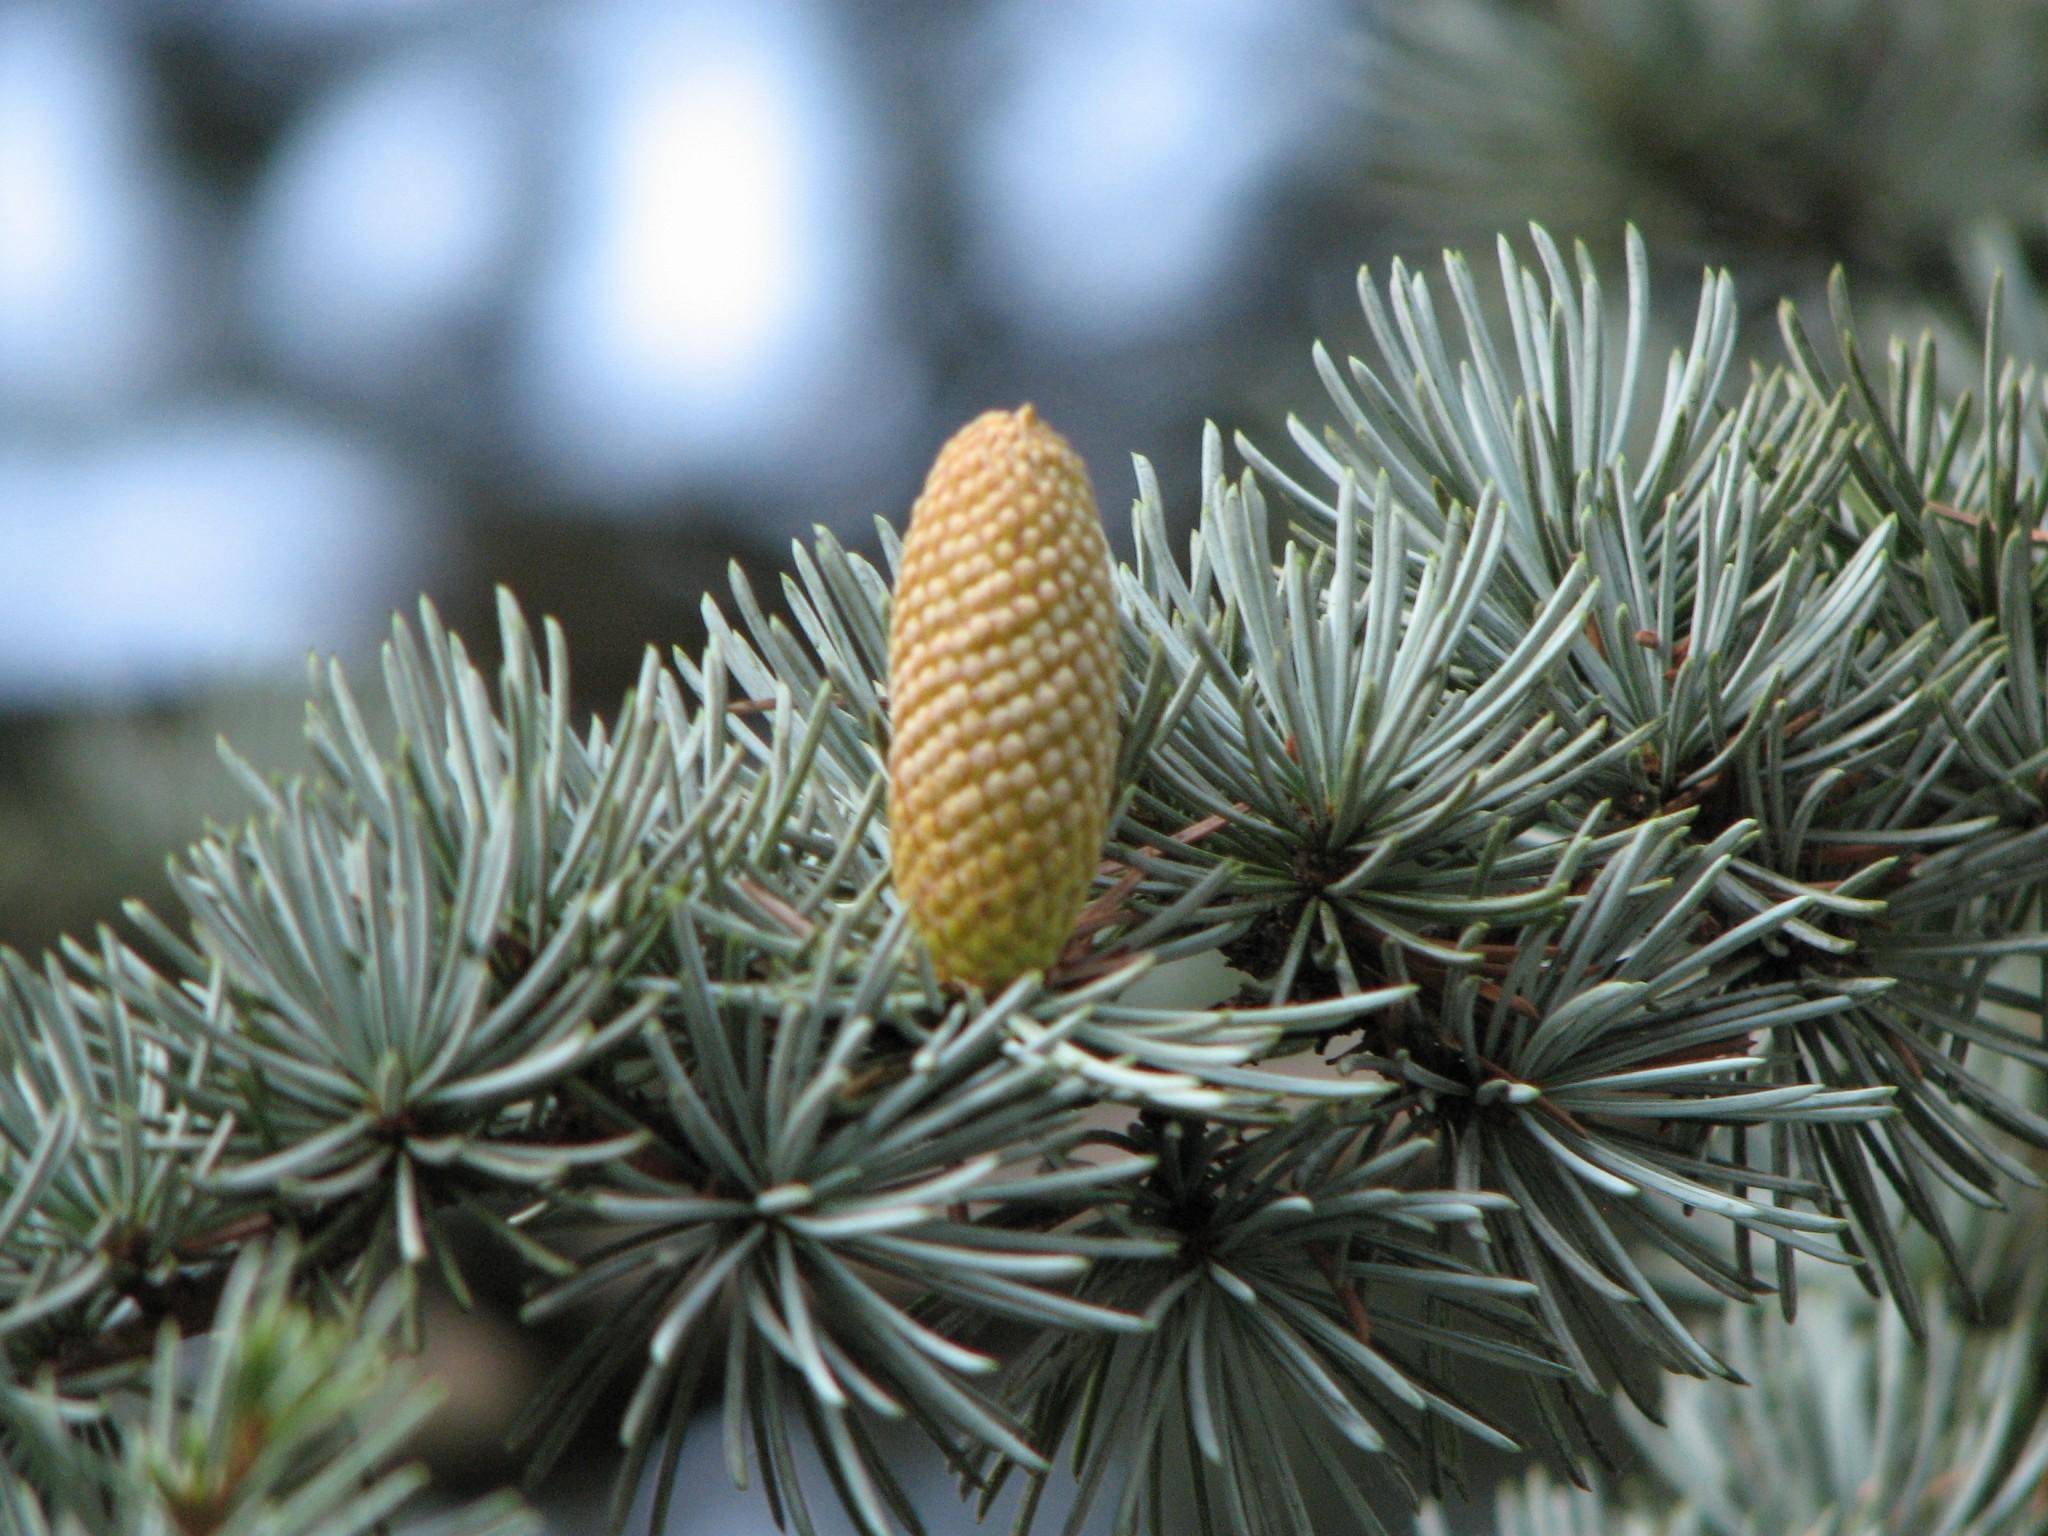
[6,224,2048,1535]
[1361,0,2048,326]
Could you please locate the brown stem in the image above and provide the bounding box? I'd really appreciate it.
[1308,1241,1372,1347]
[1927,500,2048,545]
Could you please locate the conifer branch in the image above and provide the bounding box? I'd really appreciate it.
[6,225,2048,1535]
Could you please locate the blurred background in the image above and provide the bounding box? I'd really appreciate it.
[8,0,2048,1528]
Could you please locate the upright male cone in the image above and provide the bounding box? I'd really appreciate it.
[887,406,1120,988]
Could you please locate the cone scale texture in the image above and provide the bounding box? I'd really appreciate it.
[887,406,1120,989]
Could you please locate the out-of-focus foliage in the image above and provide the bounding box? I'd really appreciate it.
[1364,0,2048,332]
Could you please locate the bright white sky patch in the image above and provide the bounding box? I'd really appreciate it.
[0,4,194,416]
[962,0,1340,343]
[0,403,436,705]
[243,44,522,399]
[611,53,804,383]
[510,0,917,515]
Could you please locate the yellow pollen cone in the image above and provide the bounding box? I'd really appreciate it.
[886,405,1120,989]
